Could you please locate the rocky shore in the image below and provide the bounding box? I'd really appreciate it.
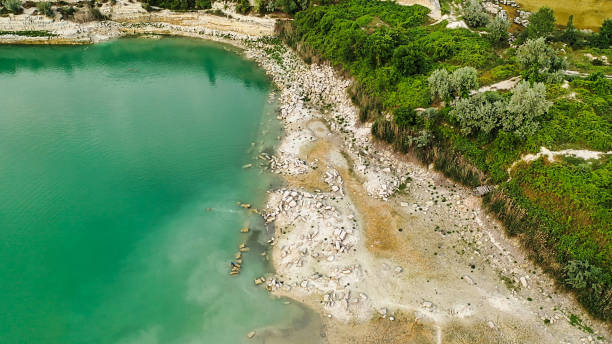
[0,1,274,44]
[242,40,611,343]
[2,6,610,343]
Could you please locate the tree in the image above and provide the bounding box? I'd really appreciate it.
[450,66,479,98]
[525,7,555,39]
[516,38,567,82]
[428,68,451,102]
[462,0,489,28]
[450,91,506,136]
[504,81,551,138]
[560,15,578,46]
[593,19,612,48]
[2,0,21,13]
[392,44,429,76]
[429,67,479,101]
[487,15,510,46]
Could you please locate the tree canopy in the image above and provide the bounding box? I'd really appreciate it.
[525,7,555,39]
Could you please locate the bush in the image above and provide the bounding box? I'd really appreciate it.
[57,5,76,18]
[392,44,429,76]
[504,81,551,138]
[462,0,489,28]
[591,19,612,49]
[195,0,211,9]
[450,66,478,98]
[144,0,211,11]
[428,68,451,102]
[451,91,506,135]
[559,15,578,47]
[487,15,510,47]
[393,106,418,129]
[89,6,107,20]
[36,1,54,17]
[2,0,21,13]
[449,81,550,138]
[524,7,555,39]
[235,0,250,13]
[516,38,567,82]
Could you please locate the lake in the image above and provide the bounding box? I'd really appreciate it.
[0,38,319,344]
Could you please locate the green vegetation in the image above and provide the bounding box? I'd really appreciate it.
[1,0,21,13]
[449,81,550,138]
[522,7,555,40]
[143,0,211,10]
[462,0,488,28]
[0,30,57,37]
[88,6,108,20]
[592,19,612,49]
[516,37,566,82]
[280,0,612,320]
[235,0,250,14]
[486,15,510,47]
[36,1,54,17]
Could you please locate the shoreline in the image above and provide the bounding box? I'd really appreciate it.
[245,41,611,343]
[3,5,611,343]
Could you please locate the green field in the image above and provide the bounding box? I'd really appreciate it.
[517,0,612,30]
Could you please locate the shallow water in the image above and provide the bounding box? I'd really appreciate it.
[0,38,319,344]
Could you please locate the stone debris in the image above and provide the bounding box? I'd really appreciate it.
[237,202,251,209]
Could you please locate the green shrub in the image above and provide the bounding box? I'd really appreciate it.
[516,38,567,82]
[524,7,555,40]
[393,106,417,129]
[486,15,509,47]
[36,1,54,17]
[235,0,250,14]
[89,6,107,20]
[462,0,489,28]
[2,0,21,13]
[196,0,211,9]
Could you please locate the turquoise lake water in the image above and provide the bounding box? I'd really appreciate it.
[0,38,319,344]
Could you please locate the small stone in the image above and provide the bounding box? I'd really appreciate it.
[247,331,256,339]
[240,227,250,233]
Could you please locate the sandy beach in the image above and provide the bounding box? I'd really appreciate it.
[2,3,611,342]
